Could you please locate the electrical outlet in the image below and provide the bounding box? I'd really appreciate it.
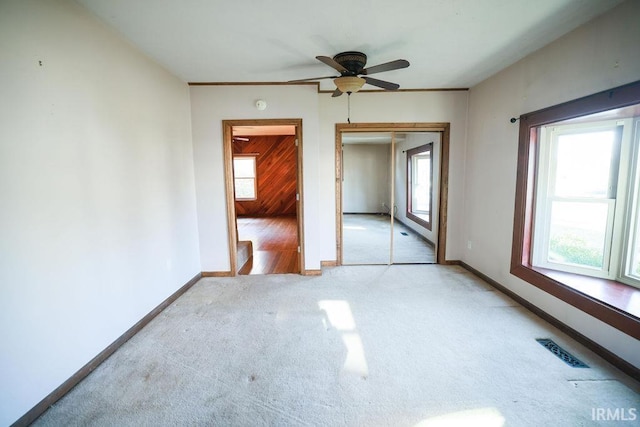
[467,240,472,250]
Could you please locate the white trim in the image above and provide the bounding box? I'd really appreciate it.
[533,119,633,280]
[619,118,640,289]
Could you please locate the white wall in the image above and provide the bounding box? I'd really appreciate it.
[0,1,201,425]
[190,85,321,271]
[342,143,391,213]
[394,133,441,244]
[319,91,469,262]
[464,0,640,368]
[191,88,467,269]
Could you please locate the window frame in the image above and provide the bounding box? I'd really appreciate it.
[532,120,630,279]
[406,143,433,230]
[620,118,640,286]
[511,80,640,340]
[233,155,258,201]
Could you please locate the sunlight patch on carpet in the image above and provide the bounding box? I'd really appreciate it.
[319,300,356,330]
[414,407,505,427]
[319,300,369,376]
[342,333,369,376]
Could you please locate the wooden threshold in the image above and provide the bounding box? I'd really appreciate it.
[321,260,337,267]
[202,271,233,277]
[302,269,322,276]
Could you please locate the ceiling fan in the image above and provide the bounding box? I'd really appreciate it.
[289,51,410,97]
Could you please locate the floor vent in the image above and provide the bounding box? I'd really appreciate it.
[536,338,589,368]
[400,232,409,236]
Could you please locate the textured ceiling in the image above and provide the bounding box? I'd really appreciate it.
[77,0,622,90]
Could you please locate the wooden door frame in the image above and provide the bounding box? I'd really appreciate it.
[336,122,450,265]
[223,118,305,275]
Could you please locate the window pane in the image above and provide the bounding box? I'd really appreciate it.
[235,178,255,199]
[412,155,430,214]
[406,143,432,230]
[553,131,615,198]
[628,183,640,279]
[548,201,608,269]
[630,228,640,279]
[234,158,255,178]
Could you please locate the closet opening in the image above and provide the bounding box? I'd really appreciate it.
[336,123,450,265]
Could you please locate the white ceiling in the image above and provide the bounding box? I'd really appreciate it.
[76,0,622,90]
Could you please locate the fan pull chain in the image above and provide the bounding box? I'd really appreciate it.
[347,93,351,124]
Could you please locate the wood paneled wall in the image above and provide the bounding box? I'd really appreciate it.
[233,135,297,216]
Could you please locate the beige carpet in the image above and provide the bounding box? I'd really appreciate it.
[34,265,639,426]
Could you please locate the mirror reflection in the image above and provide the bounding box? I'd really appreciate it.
[341,131,440,265]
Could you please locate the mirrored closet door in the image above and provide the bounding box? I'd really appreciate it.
[341,131,440,265]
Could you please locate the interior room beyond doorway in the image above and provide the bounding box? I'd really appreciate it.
[226,121,303,275]
[237,216,299,274]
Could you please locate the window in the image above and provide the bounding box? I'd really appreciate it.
[511,79,640,339]
[622,120,640,284]
[406,144,432,230]
[233,156,257,200]
[532,119,634,282]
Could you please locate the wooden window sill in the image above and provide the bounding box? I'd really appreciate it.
[511,264,640,339]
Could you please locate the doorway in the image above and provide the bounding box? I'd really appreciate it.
[223,119,304,275]
[336,123,450,265]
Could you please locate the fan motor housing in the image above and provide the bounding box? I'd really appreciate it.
[333,51,367,75]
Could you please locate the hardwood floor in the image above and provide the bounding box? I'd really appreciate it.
[236,215,299,275]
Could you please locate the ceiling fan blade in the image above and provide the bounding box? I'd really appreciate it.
[316,56,348,73]
[332,88,343,97]
[287,76,336,83]
[363,76,400,91]
[361,59,410,75]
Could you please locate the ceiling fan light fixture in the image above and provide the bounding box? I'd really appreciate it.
[334,76,365,94]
